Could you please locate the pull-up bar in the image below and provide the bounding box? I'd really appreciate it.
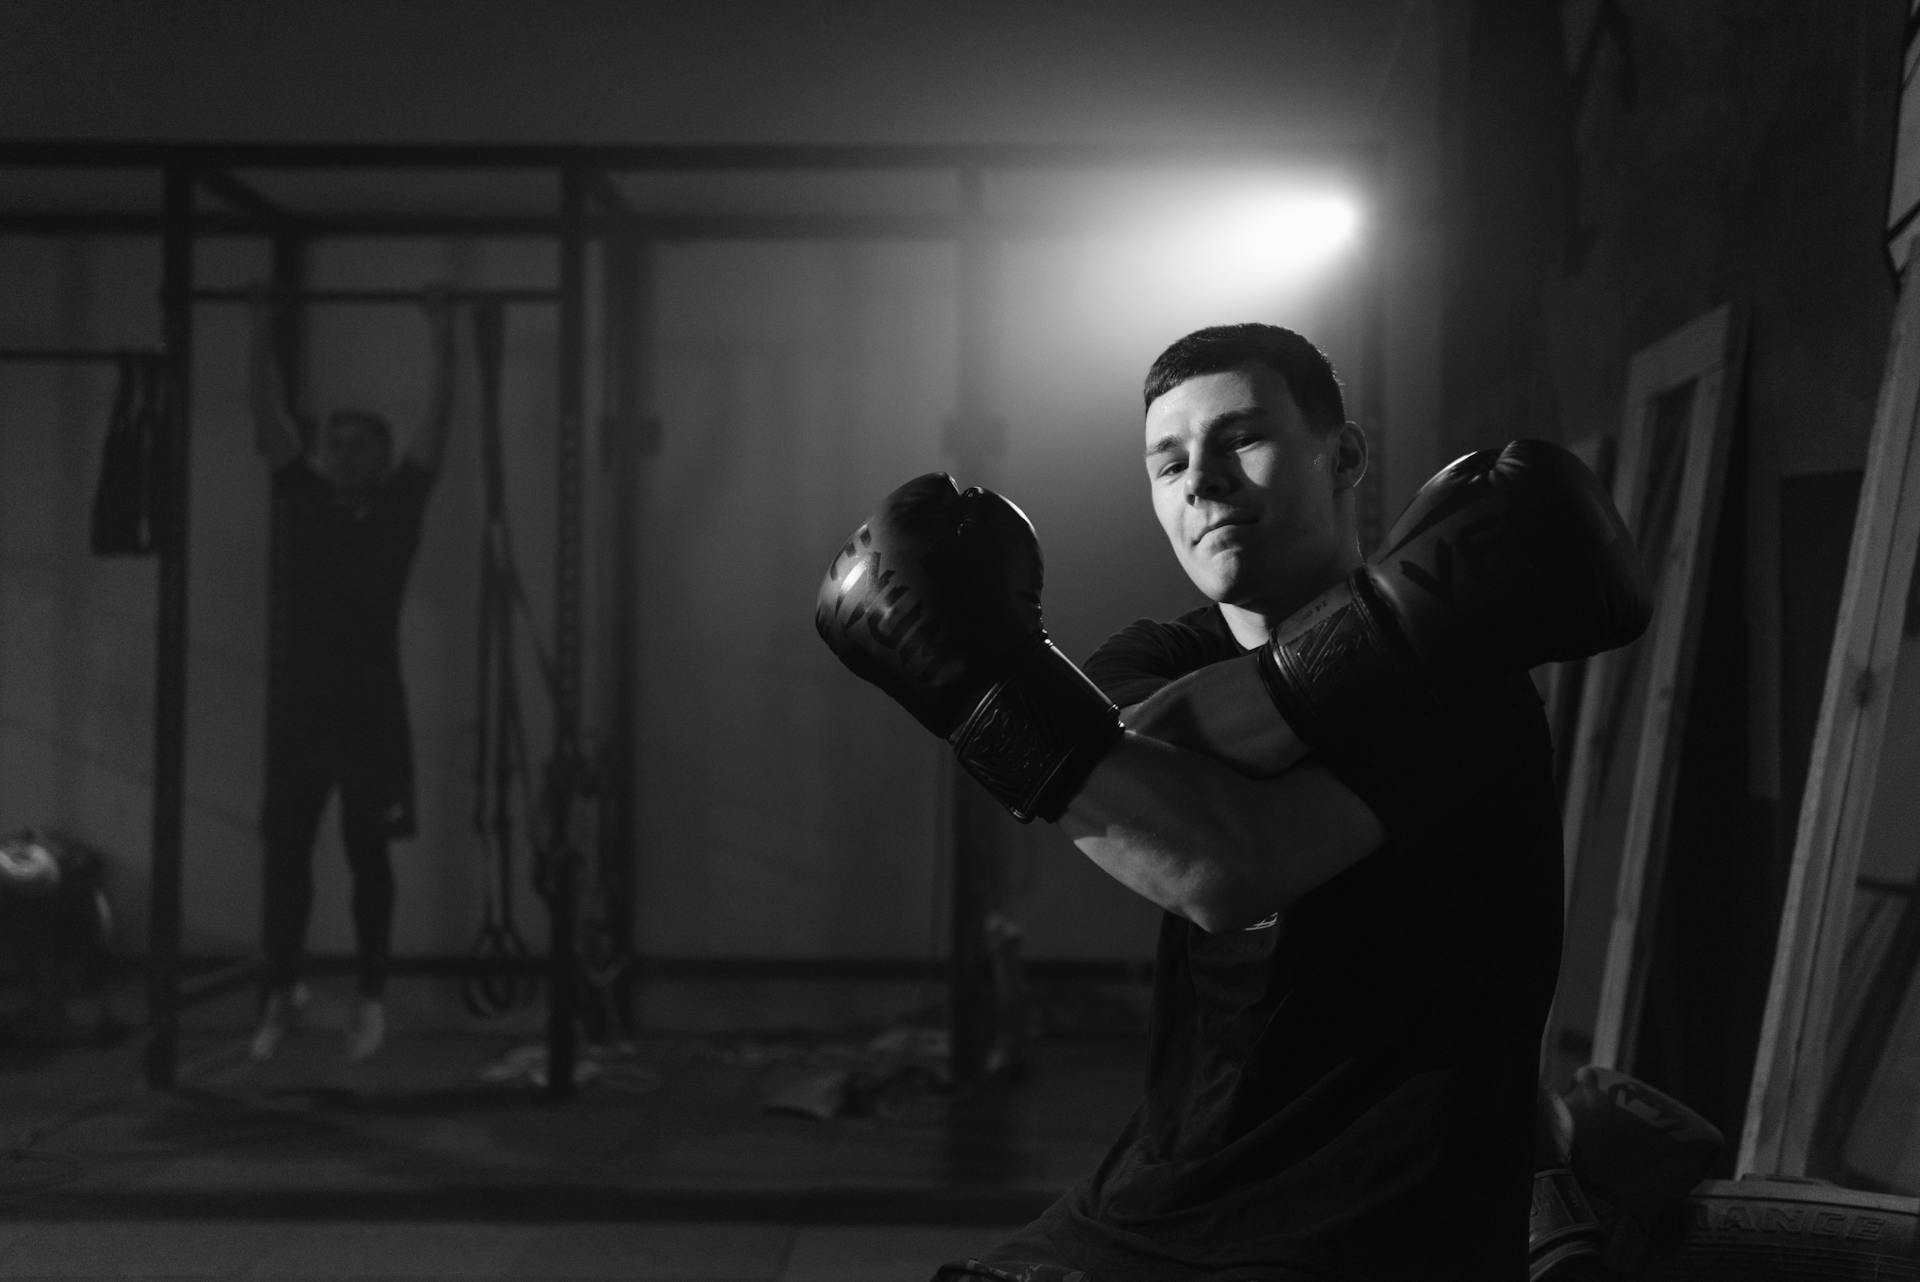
[188,287,561,306]
[0,346,163,364]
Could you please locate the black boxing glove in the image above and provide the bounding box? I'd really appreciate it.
[814,473,1122,823]
[1257,439,1651,758]
[1560,1066,1722,1273]
[1530,1086,1608,1281]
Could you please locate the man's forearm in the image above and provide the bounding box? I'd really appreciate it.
[1121,651,1309,778]
[1058,730,1381,933]
[248,312,302,466]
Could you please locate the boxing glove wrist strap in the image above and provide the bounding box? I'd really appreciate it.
[1528,1166,1604,1281]
[948,641,1124,823]
[1255,568,1437,758]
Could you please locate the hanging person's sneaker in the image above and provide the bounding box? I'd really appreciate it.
[248,983,309,1062]
[345,997,386,1061]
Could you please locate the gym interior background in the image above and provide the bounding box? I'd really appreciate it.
[2,1,1916,1278]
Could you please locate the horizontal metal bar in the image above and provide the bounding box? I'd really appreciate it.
[0,138,1378,173]
[195,167,286,222]
[3,202,1405,243]
[0,345,160,363]
[173,950,1156,984]
[188,286,560,305]
[0,210,990,240]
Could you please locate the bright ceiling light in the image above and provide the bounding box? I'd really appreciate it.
[1185,190,1360,284]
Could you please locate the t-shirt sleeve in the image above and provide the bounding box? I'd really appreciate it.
[1083,615,1242,708]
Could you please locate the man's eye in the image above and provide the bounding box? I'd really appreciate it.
[1156,459,1186,478]
[1228,434,1261,450]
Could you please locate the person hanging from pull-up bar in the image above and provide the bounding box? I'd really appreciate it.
[247,284,457,1062]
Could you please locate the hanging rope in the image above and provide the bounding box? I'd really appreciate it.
[460,299,625,1038]
[462,300,540,1019]
[89,353,163,557]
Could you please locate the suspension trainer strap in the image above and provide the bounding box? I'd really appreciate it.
[464,300,536,1017]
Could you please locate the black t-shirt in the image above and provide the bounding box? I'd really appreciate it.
[272,456,434,765]
[986,603,1562,1282]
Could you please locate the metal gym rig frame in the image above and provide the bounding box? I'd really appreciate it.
[0,139,1383,1097]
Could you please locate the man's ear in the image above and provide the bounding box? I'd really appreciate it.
[1331,422,1368,491]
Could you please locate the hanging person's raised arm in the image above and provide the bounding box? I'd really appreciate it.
[248,283,303,470]
[405,284,458,474]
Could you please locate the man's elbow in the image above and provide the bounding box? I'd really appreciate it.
[1177,862,1287,935]
[1184,897,1284,935]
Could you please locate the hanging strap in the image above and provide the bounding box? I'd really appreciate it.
[463,300,537,1018]
[89,353,155,556]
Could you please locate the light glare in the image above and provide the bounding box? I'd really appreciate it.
[1205,192,1358,279]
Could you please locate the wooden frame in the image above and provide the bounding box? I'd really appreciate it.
[1884,0,1920,280]
[1739,272,1920,1176]
[1741,5,1920,1173]
[1536,433,1617,803]
[1549,304,1745,1076]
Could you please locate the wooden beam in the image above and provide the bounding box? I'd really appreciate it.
[1546,306,1744,1081]
[1739,270,1920,1176]
[1586,304,1746,1070]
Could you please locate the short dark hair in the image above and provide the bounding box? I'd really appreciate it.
[326,408,394,450]
[1142,323,1347,433]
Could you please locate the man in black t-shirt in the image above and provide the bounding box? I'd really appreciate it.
[246,288,455,1063]
[959,326,1560,1280]
[815,323,1647,1280]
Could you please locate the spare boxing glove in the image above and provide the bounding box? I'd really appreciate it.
[1559,1065,1722,1273]
[1258,439,1650,757]
[814,473,1122,823]
[1530,1086,1608,1281]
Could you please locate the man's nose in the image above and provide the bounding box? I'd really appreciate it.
[1183,452,1233,500]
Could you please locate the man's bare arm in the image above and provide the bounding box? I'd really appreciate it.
[1119,651,1310,778]
[1057,730,1383,934]
[248,287,302,469]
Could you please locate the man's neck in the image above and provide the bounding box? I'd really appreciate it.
[1219,600,1294,650]
[1216,549,1366,650]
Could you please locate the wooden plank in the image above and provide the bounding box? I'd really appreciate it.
[1537,435,1616,801]
[1543,307,1741,1083]
[1740,269,1920,1175]
[1887,9,1920,273]
[1557,387,1653,919]
[1557,309,1738,917]
[1588,305,1745,1069]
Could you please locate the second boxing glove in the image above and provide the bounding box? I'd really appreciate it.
[814,473,1122,823]
[1258,439,1650,757]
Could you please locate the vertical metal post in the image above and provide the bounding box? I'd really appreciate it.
[144,158,194,1089]
[545,164,589,1098]
[943,169,1012,1089]
[260,235,306,966]
[596,229,654,1035]
[1353,165,1388,553]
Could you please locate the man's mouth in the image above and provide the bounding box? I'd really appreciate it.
[1197,514,1256,542]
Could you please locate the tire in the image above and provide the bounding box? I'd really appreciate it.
[1645,1176,1920,1280]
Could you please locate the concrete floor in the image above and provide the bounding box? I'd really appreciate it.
[0,972,1148,1281]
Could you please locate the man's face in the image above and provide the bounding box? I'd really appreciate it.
[1143,363,1352,611]
[319,415,393,494]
